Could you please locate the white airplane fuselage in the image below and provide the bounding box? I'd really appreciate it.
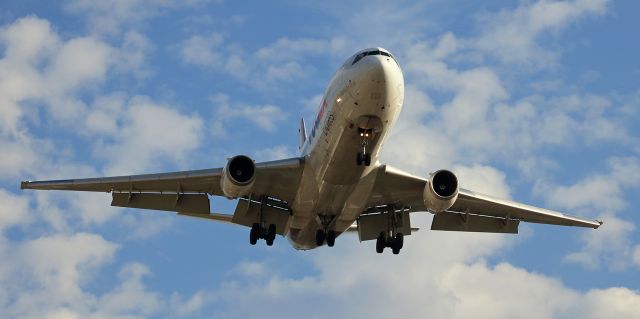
[287,48,404,249]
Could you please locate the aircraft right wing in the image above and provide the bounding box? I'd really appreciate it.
[365,165,602,234]
[21,157,305,233]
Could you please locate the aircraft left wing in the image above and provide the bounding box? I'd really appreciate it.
[21,157,304,222]
[366,165,602,233]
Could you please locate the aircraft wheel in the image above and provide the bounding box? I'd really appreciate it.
[315,229,326,246]
[266,224,276,246]
[394,233,404,250]
[249,223,260,245]
[326,230,336,247]
[375,232,385,253]
[364,154,371,166]
[356,153,363,166]
[392,246,400,255]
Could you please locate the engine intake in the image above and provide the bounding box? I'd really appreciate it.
[423,169,459,213]
[221,155,256,198]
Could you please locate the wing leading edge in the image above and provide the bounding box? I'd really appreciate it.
[366,165,602,232]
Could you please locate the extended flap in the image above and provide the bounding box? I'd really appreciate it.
[431,211,519,234]
[112,193,210,215]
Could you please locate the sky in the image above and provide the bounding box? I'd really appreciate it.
[0,0,639,318]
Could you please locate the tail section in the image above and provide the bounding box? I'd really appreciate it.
[298,117,307,151]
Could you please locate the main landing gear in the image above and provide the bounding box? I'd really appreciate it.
[356,128,373,166]
[373,206,407,254]
[250,223,276,246]
[376,232,404,255]
[315,229,337,247]
[315,214,337,247]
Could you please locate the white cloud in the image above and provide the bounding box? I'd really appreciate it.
[474,0,610,66]
[180,238,640,319]
[0,189,31,231]
[178,35,347,90]
[255,37,346,62]
[633,245,640,268]
[0,16,153,137]
[254,145,295,161]
[545,157,640,213]
[210,94,286,133]
[2,233,117,317]
[64,0,211,35]
[96,262,161,317]
[564,214,636,270]
[180,32,225,67]
[452,164,511,199]
[94,95,204,175]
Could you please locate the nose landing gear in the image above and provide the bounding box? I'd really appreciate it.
[357,128,373,166]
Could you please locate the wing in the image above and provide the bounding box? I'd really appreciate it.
[366,165,602,233]
[21,157,304,225]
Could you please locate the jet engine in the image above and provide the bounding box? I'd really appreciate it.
[423,169,459,213]
[220,155,256,198]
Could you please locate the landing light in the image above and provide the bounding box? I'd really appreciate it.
[336,97,342,103]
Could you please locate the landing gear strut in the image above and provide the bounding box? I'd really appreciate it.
[249,222,276,246]
[356,128,373,166]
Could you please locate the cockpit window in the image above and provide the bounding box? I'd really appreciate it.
[352,50,395,65]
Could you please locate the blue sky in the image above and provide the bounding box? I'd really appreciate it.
[0,0,639,318]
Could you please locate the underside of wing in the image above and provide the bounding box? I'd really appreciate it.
[363,164,601,236]
[21,157,305,230]
[449,188,602,229]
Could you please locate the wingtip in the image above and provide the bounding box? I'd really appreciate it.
[20,181,30,190]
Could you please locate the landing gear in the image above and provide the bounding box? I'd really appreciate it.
[368,205,408,255]
[356,153,371,166]
[315,229,337,247]
[249,222,277,246]
[315,215,338,247]
[357,128,373,166]
[375,232,404,254]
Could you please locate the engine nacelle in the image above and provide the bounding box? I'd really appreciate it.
[220,155,256,198]
[423,169,459,213]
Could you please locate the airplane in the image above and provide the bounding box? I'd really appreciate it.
[21,47,602,254]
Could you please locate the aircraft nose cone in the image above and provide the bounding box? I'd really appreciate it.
[358,55,391,81]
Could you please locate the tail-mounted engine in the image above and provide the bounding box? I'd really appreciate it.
[423,169,459,213]
[221,155,256,198]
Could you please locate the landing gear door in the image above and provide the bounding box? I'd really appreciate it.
[357,210,411,242]
[231,196,290,236]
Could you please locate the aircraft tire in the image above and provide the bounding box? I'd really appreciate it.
[250,223,260,245]
[326,230,336,247]
[266,224,276,246]
[376,233,385,253]
[315,229,326,246]
[395,233,404,249]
